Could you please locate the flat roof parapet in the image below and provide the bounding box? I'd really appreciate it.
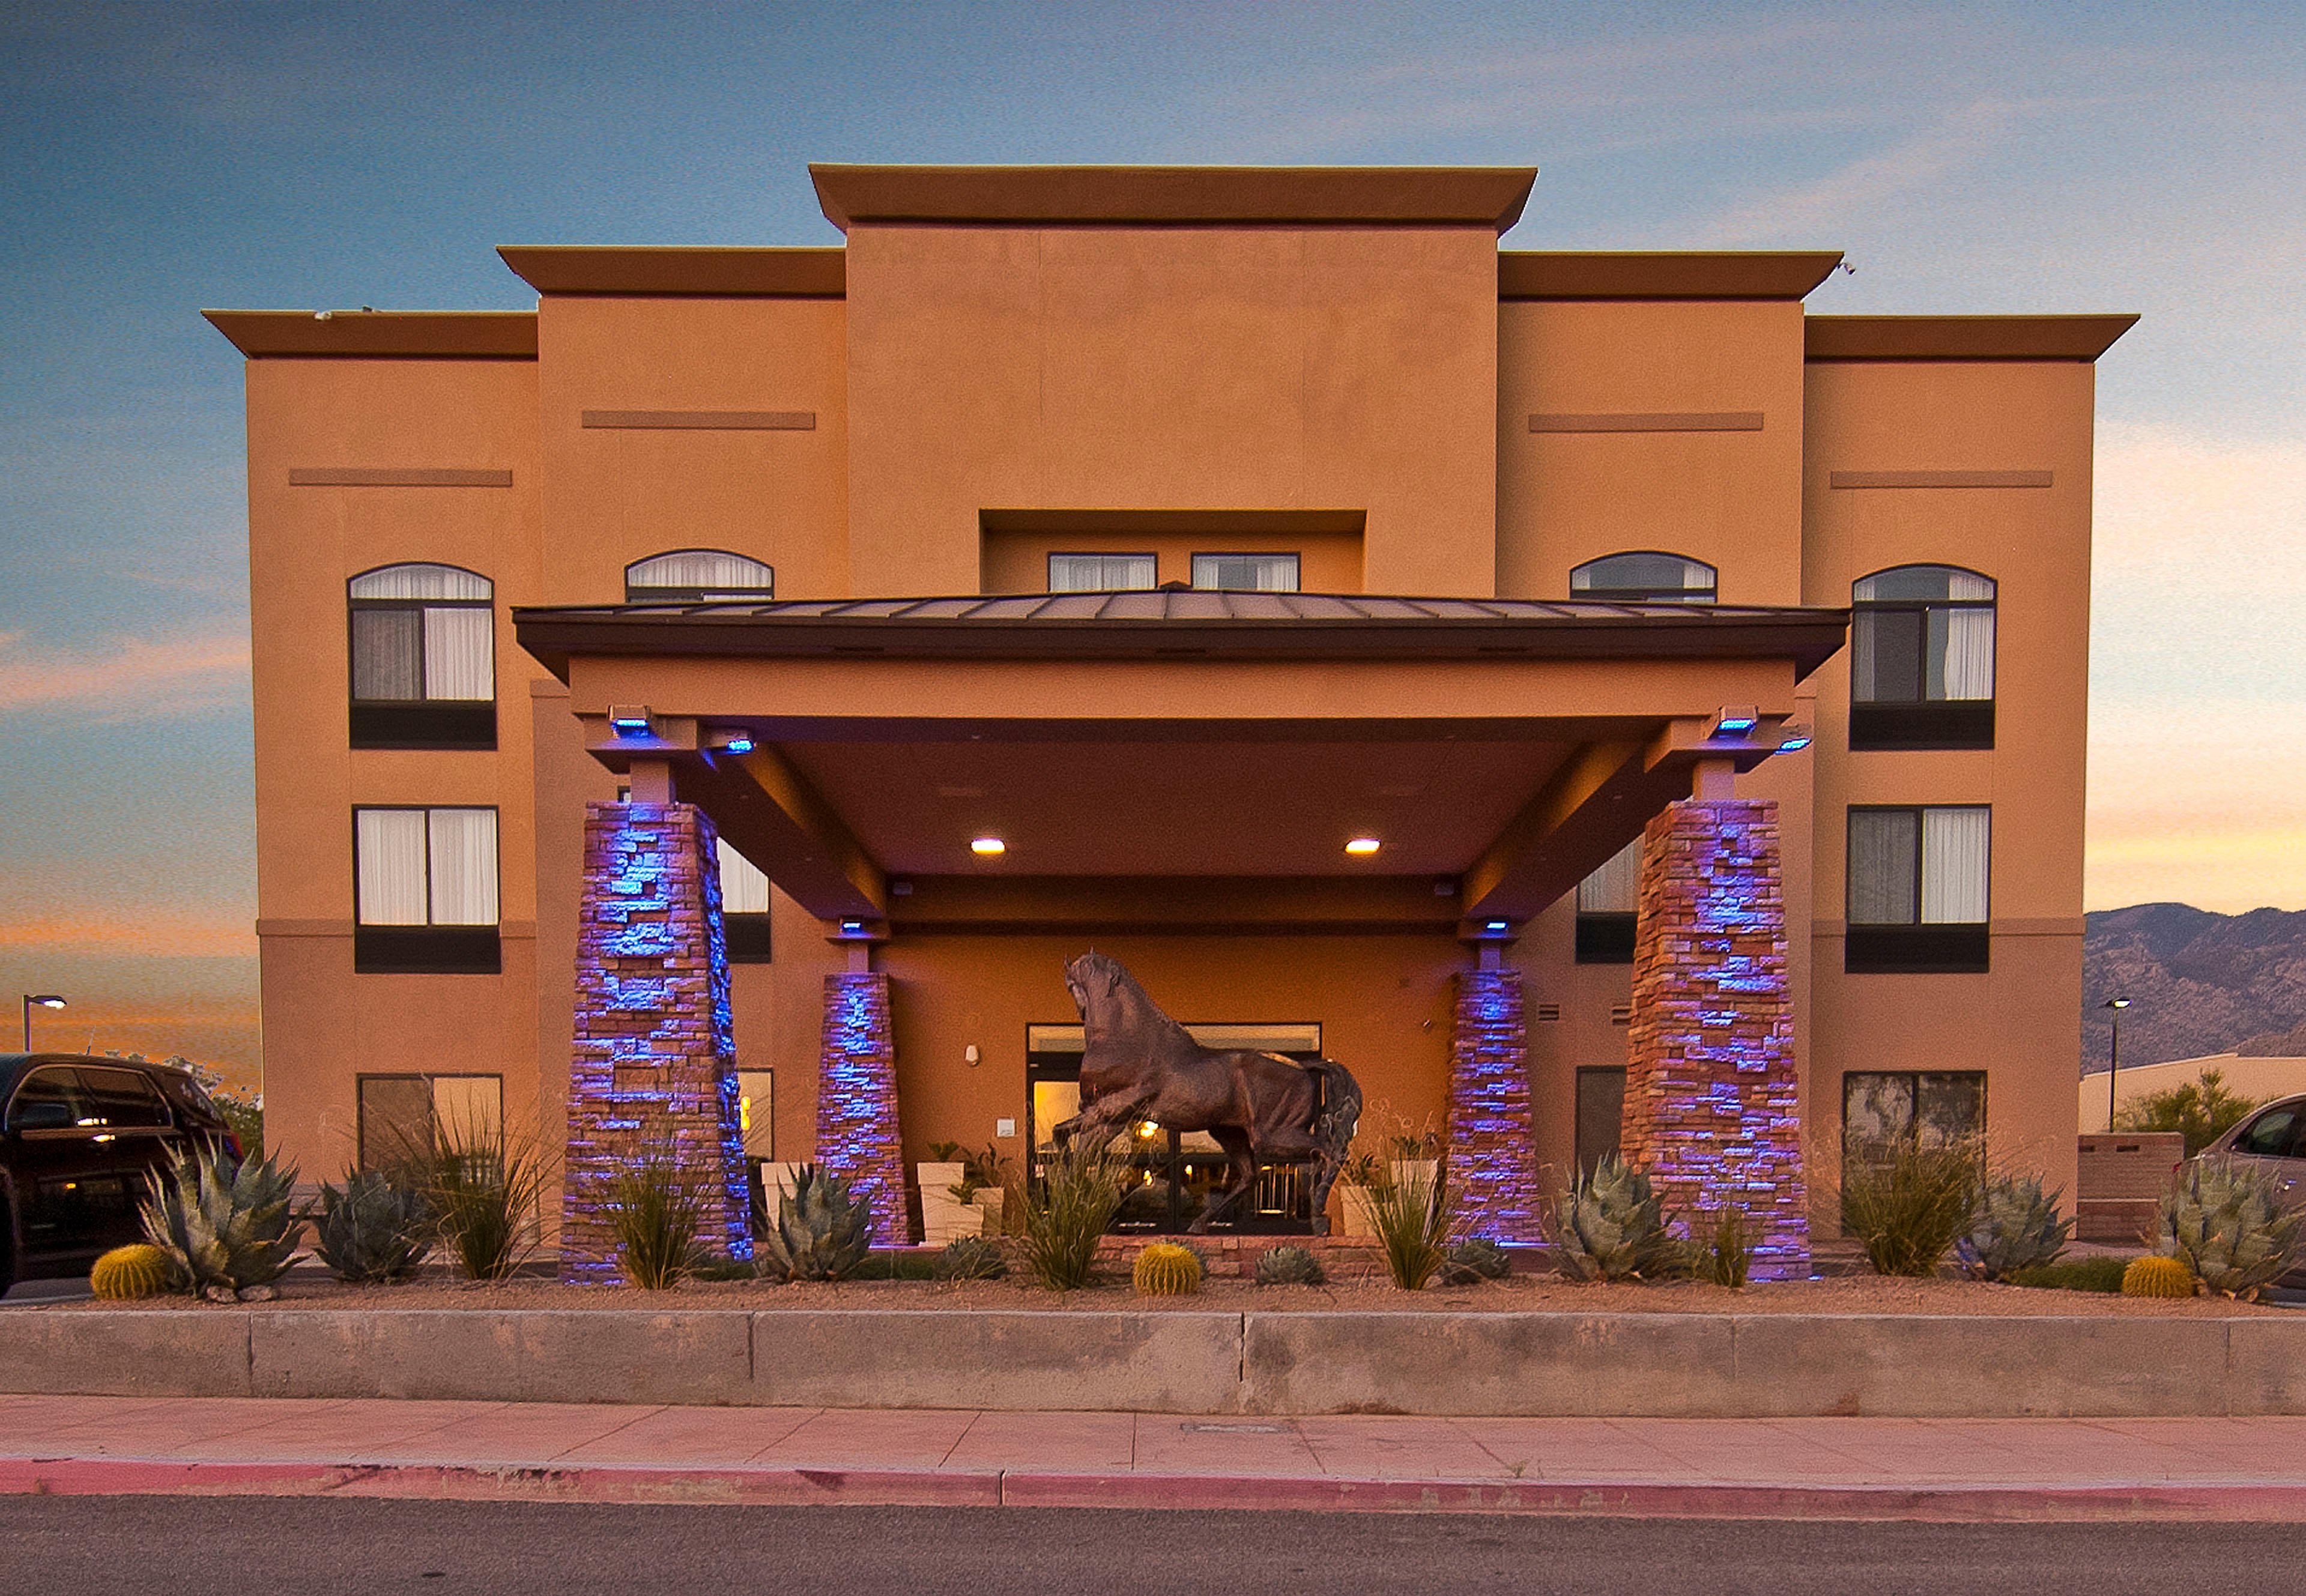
[1500,252,1844,301]
[202,310,537,360]
[497,246,847,298]
[1806,314,2138,362]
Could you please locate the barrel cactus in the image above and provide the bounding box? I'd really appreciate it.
[2154,1158,2304,1301]
[934,1234,1008,1281]
[1438,1236,1512,1285]
[1552,1156,1678,1282]
[141,1144,303,1302]
[90,1243,177,1300]
[312,1171,432,1284]
[1253,1244,1327,1286]
[1955,1174,2074,1282]
[1133,1241,1204,1295]
[2122,1254,2197,1299]
[755,1164,873,1283]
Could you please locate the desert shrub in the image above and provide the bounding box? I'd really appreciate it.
[1953,1173,2073,1282]
[1436,1237,1512,1286]
[846,1250,940,1281]
[2009,1255,2128,1293]
[609,1148,707,1290]
[1841,1137,1981,1278]
[1254,1244,1327,1286]
[1553,1156,1680,1283]
[935,1235,1008,1281]
[2114,1068,2265,1158]
[420,1111,549,1282]
[1015,1140,1128,1291]
[1363,1155,1448,1290]
[312,1170,431,1284]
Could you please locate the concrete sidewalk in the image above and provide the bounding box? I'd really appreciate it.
[2,1395,2302,1520]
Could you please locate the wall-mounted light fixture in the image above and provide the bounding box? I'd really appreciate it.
[718,734,755,755]
[1711,705,1760,737]
[1775,727,1813,752]
[607,704,652,734]
[970,836,1006,856]
[1345,836,1382,857]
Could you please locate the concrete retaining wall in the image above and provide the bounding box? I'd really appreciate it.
[5,1309,2301,1417]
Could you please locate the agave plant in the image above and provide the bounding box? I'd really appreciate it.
[1955,1173,2074,1283]
[756,1164,873,1282]
[1553,1155,1680,1283]
[2156,1156,2305,1301]
[311,1170,431,1284]
[1437,1236,1512,1286]
[142,1144,303,1301]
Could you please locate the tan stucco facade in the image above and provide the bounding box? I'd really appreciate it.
[213,164,2131,1231]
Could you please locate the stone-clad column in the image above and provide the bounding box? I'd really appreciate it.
[818,972,910,1247]
[1621,798,1808,1280]
[562,802,751,1284]
[1442,967,1546,1244]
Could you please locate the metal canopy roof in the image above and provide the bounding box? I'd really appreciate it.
[515,590,1850,678]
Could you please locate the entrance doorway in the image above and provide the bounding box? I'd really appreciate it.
[1025,1021,1324,1235]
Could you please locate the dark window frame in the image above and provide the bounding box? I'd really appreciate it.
[347,564,497,751]
[1575,912,1638,964]
[1190,551,1302,593]
[1570,549,1719,604]
[1850,564,1997,751]
[352,805,503,975]
[1845,805,1990,974]
[623,548,776,603]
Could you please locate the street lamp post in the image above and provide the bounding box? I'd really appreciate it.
[2102,996,2132,1131]
[20,993,66,1051]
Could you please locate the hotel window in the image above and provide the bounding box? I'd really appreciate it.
[1191,552,1300,592]
[625,549,775,602]
[718,838,773,963]
[1842,1071,1986,1177]
[1845,806,1990,973]
[1850,565,1996,750]
[1570,552,1717,603]
[1575,838,1641,964]
[357,1073,502,1174]
[347,564,495,750]
[1047,554,1157,592]
[353,806,501,975]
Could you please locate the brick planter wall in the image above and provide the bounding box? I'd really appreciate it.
[561,802,751,1284]
[819,972,911,1247]
[1442,968,1546,1244]
[1621,798,1808,1281]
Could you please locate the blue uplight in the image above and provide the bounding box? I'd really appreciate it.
[840,919,864,935]
[609,711,650,732]
[1484,920,1509,934]
[1715,714,1758,735]
[723,735,755,754]
[1777,733,1812,752]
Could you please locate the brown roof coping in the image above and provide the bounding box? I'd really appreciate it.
[202,310,537,360]
[497,246,846,298]
[1806,315,2138,362]
[1500,252,1843,301]
[515,590,1849,682]
[811,164,1538,234]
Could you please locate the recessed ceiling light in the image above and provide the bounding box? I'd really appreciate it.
[1345,837,1382,856]
[970,836,1006,856]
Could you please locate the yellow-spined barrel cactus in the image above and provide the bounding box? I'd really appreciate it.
[2122,1254,2197,1299]
[1133,1241,1204,1295]
[90,1243,177,1300]
[2155,1156,2305,1301]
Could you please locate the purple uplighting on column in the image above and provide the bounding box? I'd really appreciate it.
[817,971,910,1247]
[1442,967,1546,1244]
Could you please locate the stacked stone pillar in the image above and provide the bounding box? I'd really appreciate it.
[562,802,751,1284]
[1621,798,1809,1280]
[1442,967,1546,1244]
[818,972,910,1246]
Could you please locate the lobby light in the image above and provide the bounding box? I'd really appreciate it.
[1345,837,1382,857]
[970,836,1006,856]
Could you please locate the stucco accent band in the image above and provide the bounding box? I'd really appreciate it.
[1529,411,1764,433]
[1828,470,2053,489]
[287,468,514,487]
[818,972,911,1246]
[580,410,817,431]
[562,801,751,1284]
[1442,968,1546,1245]
[1621,798,1808,1281]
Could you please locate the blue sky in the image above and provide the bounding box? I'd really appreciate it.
[1,1,2301,1085]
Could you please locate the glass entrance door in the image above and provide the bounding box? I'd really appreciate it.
[1024,1022,1324,1235]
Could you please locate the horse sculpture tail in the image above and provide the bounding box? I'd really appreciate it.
[1303,1057,1364,1224]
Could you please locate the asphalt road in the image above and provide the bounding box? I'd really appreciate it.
[0,1498,2286,1595]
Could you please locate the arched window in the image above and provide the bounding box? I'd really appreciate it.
[1851,565,1996,750]
[625,550,774,603]
[1570,552,1717,603]
[348,564,495,749]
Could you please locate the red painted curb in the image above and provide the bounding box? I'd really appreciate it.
[1,1455,2300,1521]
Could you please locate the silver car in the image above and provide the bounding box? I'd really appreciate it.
[2195,1093,2306,1286]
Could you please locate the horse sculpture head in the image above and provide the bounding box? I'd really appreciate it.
[1064,951,1193,1051]
[1062,951,1127,1018]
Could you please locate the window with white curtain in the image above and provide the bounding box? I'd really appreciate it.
[718,837,773,963]
[1047,553,1157,593]
[1191,552,1300,592]
[1845,806,1991,973]
[1850,566,1997,750]
[356,808,500,926]
[1570,552,1717,603]
[1574,836,1643,964]
[347,564,495,749]
[625,550,774,602]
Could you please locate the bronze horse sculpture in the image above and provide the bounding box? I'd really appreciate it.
[1053,952,1363,1232]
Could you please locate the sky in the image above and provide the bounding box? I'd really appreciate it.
[0,1,2301,1092]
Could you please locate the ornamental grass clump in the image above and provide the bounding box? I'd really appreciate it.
[2154,1156,2304,1301]
[1695,1205,1753,1289]
[420,1112,550,1283]
[1015,1140,1128,1291]
[311,1170,431,1284]
[609,1147,707,1290]
[757,1164,873,1282]
[1552,1155,1679,1283]
[141,1144,304,1301]
[1840,1137,1981,1278]
[1362,1152,1448,1290]
[934,1235,1008,1281]
[1953,1173,2073,1283]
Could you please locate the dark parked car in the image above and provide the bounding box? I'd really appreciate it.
[1,1053,239,1292]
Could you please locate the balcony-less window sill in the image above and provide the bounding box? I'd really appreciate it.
[725,914,773,964]
[354,925,501,975]
[1845,923,1990,975]
[1850,700,1994,751]
[351,701,497,751]
[1575,913,1637,964]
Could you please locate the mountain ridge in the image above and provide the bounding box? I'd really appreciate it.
[2083,901,2306,1072]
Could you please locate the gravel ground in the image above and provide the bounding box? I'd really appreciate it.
[47,1268,2286,1316]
